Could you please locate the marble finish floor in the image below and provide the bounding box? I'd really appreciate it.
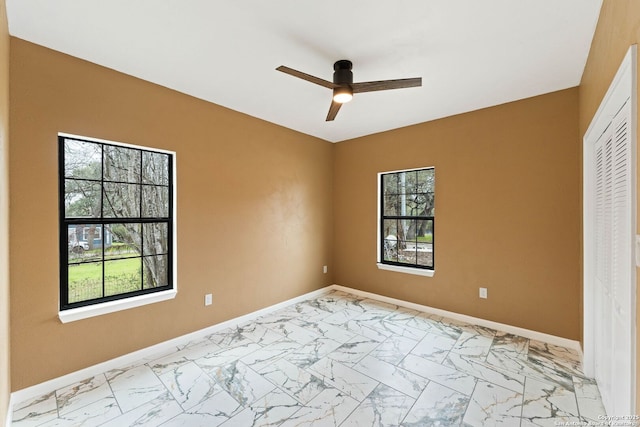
[12,290,606,426]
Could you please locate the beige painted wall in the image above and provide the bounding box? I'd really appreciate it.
[9,38,334,390]
[578,0,640,411]
[334,88,581,340]
[0,0,10,421]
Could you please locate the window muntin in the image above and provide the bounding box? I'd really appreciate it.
[380,167,434,270]
[60,136,174,310]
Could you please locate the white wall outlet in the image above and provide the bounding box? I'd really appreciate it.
[479,287,488,299]
[205,293,213,306]
[323,265,328,274]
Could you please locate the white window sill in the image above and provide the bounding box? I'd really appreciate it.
[376,263,435,277]
[59,289,177,323]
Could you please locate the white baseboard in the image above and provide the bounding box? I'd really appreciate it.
[9,283,583,417]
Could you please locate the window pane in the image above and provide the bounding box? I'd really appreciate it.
[417,168,434,192]
[382,219,398,238]
[397,241,417,265]
[67,225,103,263]
[143,255,168,289]
[143,223,168,255]
[106,223,142,259]
[64,139,101,180]
[103,183,141,218]
[142,151,169,185]
[404,194,425,217]
[68,262,103,303]
[383,238,398,262]
[417,250,434,268]
[141,186,169,218]
[403,171,418,194]
[382,174,399,195]
[424,192,435,216]
[383,194,399,216]
[105,258,142,296]
[65,180,101,218]
[382,219,399,262]
[398,218,413,241]
[103,145,141,183]
[417,220,433,267]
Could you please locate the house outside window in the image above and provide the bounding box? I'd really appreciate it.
[378,167,434,276]
[59,134,176,314]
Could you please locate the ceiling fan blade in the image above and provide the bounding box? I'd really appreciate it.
[326,100,342,121]
[352,77,422,94]
[276,66,337,90]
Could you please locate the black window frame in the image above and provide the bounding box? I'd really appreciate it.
[379,167,435,271]
[59,135,175,311]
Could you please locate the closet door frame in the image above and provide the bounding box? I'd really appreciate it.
[583,44,637,415]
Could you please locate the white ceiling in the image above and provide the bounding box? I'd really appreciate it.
[6,0,602,143]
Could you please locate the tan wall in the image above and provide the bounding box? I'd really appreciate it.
[0,0,9,421]
[9,38,334,390]
[334,88,581,340]
[578,0,640,412]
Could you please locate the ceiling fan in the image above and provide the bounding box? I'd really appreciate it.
[276,60,422,121]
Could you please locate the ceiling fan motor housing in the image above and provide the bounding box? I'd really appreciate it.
[333,60,353,85]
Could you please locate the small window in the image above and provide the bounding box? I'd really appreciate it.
[378,167,435,273]
[59,135,175,311]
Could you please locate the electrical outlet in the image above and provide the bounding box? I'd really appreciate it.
[323,265,328,274]
[479,287,488,299]
[205,293,213,306]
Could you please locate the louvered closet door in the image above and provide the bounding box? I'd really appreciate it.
[593,99,633,415]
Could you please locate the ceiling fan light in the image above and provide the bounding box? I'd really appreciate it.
[333,87,353,104]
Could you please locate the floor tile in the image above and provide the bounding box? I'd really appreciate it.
[400,353,477,396]
[573,375,607,421]
[11,289,607,427]
[100,392,183,427]
[402,381,469,426]
[278,388,359,427]
[220,389,302,427]
[445,352,525,393]
[520,377,580,425]
[11,392,58,427]
[55,374,113,417]
[411,332,457,363]
[451,331,494,358]
[158,361,221,410]
[369,334,418,365]
[353,355,428,399]
[106,364,168,413]
[284,337,343,368]
[341,384,415,427]
[462,380,523,426]
[259,358,326,404]
[210,360,276,406]
[40,396,121,427]
[238,338,301,372]
[307,357,379,401]
[326,335,380,366]
[160,389,242,427]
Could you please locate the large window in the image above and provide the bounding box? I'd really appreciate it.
[379,167,434,274]
[59,135,175,311]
